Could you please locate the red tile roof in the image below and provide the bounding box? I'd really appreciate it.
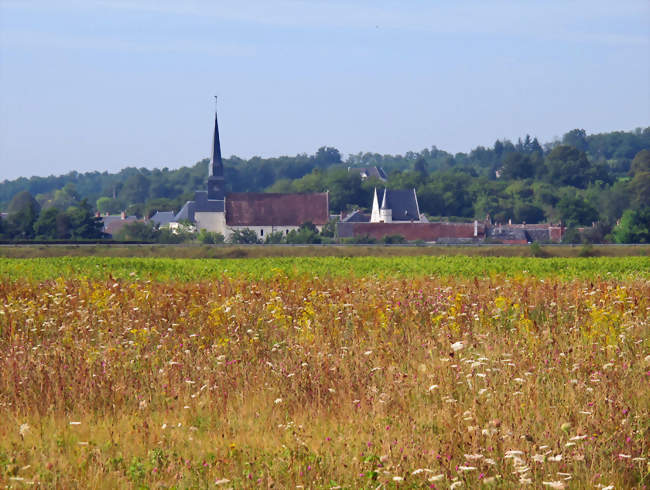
[226,193,329,226]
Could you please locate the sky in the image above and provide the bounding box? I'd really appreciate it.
[0,0,648,181]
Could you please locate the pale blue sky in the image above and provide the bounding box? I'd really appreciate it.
[1,0,648,180]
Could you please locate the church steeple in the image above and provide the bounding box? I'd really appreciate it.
[207,96,225,200]
[210,96,224,178]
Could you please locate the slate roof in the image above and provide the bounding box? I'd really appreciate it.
[381,189,420,221]
[174,201,196,222]
[341,210,371,223]
[150,211,176,227]
[226,192,329,226]
[348,166,388,181]
[102,216,139,236]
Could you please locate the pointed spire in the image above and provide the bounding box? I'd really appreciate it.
[381,188,388,209]
[210,96,223,178]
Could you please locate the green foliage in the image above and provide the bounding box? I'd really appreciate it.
[557,195,598,226]
[264,231,286,244]
[96,196,123,215]
[381,234,406,244]
[286,222,322,244]
[7,191,41,239]
[544,145,594,188]
[197,229,225,244]
[229,228,261,244]
[612,207,650,244]
[529,242,547,257]
[113,221,158,242]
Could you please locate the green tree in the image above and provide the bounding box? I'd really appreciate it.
[197,229,225,244]
[612,207,650,243]
[544,145,592,188]
[96,197,123,215]
[562,129,588,152]
[629,149,650,176]
[557,195,598,226]
[67,199,104,239]
[113,221,158,242]
[30,207,72,239]
[7,191,41,239]
[286,222,321,244]
[264,231,285,244]
[501,153,535,180]
[119,173,150,206]
[229,228,261,244]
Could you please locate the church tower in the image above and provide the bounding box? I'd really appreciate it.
[207,97,226,200]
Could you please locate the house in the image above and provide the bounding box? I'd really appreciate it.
[150,211,176,228]
[169,100,329,240]
[370,188,426,223]
[100,211,140,237]
[348,166,387,182]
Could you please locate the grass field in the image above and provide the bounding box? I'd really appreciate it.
[0,243,648,259]
[0,257,648,488]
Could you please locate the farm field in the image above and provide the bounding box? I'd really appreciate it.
[0,257,648,488]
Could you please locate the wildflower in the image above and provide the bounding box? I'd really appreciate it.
[428,384,438,391]
[451,341,464,352]
[458,465,476,471]
[428,474,445,482]
[392,476,403,481]
[542,481,565,489]
[19,423,30,437]
[69,421,81,425]
[548,454,562,462]
[450,481,463,489]
[274,398,282,404]
[215,478,230,485]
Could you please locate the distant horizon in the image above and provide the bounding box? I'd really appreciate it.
[1,1,648,181]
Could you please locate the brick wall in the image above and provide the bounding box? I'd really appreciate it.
[337,222,484,241]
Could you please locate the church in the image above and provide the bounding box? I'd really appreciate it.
[170,103,329,240]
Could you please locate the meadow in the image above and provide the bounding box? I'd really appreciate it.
[0,257,648,488]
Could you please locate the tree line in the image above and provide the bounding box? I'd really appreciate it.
[1,128,649,243]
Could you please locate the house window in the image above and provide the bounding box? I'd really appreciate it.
[260,229,264,236]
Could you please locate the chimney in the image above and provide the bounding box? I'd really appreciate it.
[474,220,478,237]
[121,211,126,220]
[508,218,512,225]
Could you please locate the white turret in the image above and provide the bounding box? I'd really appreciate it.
[379,189,392,223]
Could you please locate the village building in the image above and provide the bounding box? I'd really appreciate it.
[347,166,387,182]
[169,101,329,240]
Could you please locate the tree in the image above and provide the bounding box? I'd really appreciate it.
[629,149,650,176]
[33,207,64,238]
[557,195,598,226]
[314,147,341,167]
[67,199,104,239]
[544,145,592,188]
[229,228,260,244]
[500,153,535,180]
[286,222,321,244]
[629,172,650,207]
[197,229,225,244]
[96,197,123,215]
[562,129,588,152]
[119,173,150,205]
[7,191,40,239]
[612,207,650,243]
[514,202,545,224]
[264,231,285,244]
[113,221,158,242]
[413,157,428,177]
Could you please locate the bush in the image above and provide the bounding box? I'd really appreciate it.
[529,242,547,257]
[381,234,406,244]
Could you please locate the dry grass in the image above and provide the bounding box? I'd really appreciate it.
[0,243,648,259]
[0,271,648,488]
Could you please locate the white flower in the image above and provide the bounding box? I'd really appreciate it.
[548,454,563,462]
[69,421,81,425]
[215,478,230,485]
[19,423,30,437]
[542,481,565,489]
[274,398,283,404]
[451,341,464,352]
[392,476,403,482]
[428,384,439,391]
[428,474,445,482]
[458,465,476,471]
[532,454,545,463]
[450,481,464,489]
